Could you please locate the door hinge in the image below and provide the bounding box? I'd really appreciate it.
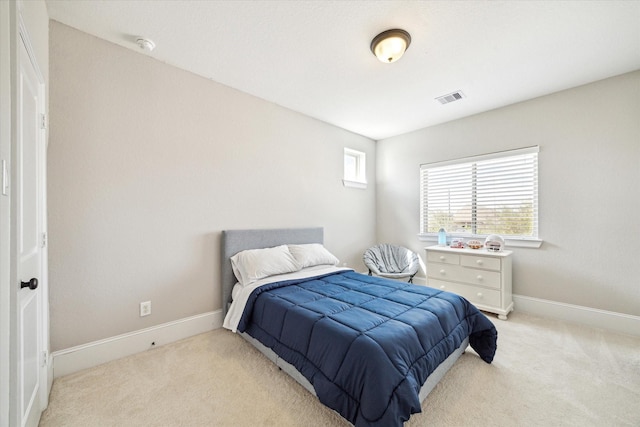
[41,232,47,248]
[40,114,47,130]
[42,351,48,367]
[1,159,8,196]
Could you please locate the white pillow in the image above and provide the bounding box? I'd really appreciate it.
[288,244,339,269]
[231,245,301,286]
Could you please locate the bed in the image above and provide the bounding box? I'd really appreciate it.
[221,227,497,427]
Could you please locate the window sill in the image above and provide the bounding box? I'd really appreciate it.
[417,234,543,249]
[343,179,367,189]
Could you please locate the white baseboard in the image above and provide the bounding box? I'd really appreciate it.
[513,295,640,337]
[50,294,640,380]
[52,310,223,378]
[414,276,638,337]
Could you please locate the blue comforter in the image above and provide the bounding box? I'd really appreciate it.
[237,270,497,427]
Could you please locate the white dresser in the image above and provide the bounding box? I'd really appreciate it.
[425,245,513,320]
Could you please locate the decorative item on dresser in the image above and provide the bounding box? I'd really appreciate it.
[425,245,513,320]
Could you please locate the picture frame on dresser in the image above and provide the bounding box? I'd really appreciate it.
[425,245,513,320]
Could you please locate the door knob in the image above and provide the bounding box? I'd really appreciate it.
[21,278,38,290]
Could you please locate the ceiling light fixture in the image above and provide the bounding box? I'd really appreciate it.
[370,29,411,63]
[136,37,156,52]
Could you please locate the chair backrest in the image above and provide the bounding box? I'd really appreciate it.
[363,244,419,274]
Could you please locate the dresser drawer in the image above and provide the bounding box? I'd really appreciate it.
[425,245,513,320]
[427,251,460,265]
[427,263,501,289]
[460,254,501,271]
[428,279,502,308]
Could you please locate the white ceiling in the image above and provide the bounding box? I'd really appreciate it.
[45,0,640,140]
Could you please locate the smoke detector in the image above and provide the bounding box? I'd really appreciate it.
[435,91,465,105]
[136,38,156,52]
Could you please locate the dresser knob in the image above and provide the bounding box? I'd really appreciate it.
[439,256,445,261]
[476,275,483,281]
[477,292,483,298]
[476,259,483,265]
[440,285,445,290]
[440,269,446,275]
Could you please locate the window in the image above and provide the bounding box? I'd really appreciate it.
[343,148,366,189]
[420,146,540,246]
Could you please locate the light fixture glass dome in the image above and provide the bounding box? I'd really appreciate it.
[371,29,411,63]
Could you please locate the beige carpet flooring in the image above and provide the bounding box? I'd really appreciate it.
[40,312,640,426]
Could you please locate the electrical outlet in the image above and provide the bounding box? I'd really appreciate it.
[140,301,151,317]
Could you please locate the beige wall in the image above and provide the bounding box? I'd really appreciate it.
[376,70,640,316]
[48,22,376,351]
[48,18,639,352]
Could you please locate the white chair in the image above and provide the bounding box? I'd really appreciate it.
[363,244,419,283]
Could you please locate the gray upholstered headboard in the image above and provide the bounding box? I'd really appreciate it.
[221,227,324,316]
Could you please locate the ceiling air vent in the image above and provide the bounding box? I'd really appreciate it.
[435,91,465,105]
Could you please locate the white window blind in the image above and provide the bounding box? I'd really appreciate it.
[420,147,539,239]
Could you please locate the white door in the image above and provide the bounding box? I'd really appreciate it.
[16,31,46,427]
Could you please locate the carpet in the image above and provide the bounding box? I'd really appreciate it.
[40,312,640,426]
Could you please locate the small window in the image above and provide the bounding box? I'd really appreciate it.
[343,148,366,189]
[420,146,539,245]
